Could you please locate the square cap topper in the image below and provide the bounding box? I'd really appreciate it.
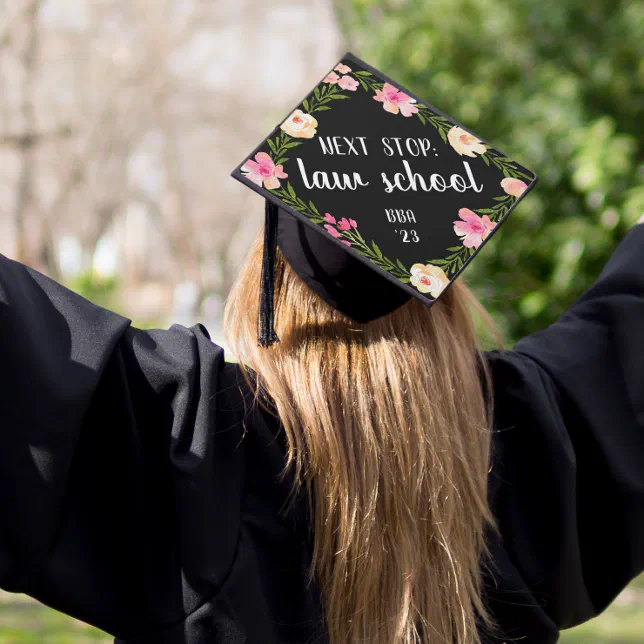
[232,52,537,308]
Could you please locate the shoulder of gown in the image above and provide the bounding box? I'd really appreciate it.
[480,224,644,642]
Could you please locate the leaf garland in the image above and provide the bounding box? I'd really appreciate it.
[304,82,353,113]
[269,182,325,224]
[338,227,411,282]
[351,70,385,94]
[265,129,304,168]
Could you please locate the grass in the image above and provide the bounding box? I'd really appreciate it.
[0,576,643,642]
[560,574,644,644]
[0,592,110,643]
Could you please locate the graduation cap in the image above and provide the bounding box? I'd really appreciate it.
[232,52,537,347]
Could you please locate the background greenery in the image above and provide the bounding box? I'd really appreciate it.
[335,0,644,346]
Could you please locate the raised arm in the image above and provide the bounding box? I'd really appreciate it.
[0,253,245,638]
[482,221,644,641]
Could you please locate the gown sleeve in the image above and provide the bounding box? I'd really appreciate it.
[0,252,247,639]
[483,223,644,640]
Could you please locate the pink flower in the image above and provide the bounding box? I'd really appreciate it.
[453,208,497,249]
[349,218,357,229]
[324,71,340,84]
[335,63,352,74]
[337,217,352,231]
[241,152,287,190]
[323,213,336,224]
[373,82,419,117]
[324,224,342,238]
[500,178,528,198]
[338,75,359,91]
[341,240,351,246]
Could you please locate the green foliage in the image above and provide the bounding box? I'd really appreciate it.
[66,271,119,312]
[335,0,644,345]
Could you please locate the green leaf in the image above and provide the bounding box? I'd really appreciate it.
[481,153,490,166]
[283,141,303,149]
[476,208,495,214]
[395,259,407,272]
[314,87,321,101]
[493,195,510,201]
[358,78,369,91]
[446,246,462,252]
[321,84,327,96]
[274,157,288,165]
[314,105,332,111]
[354,70,373,76]
[267,138,277,154]
[287,182,296,199]
[398,276,411,284]
[417,113,426,125]
[438,128,448,144]
[429,259,449,265]
[308,200,319,215]
[328,94,351,100]
[302,98,309,112]
[371,241,384,259]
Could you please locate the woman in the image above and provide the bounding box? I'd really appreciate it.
[0,212,643,644]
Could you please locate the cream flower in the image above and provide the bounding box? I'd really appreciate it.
[410,263,449,298]
[447,126,487,157]
[500,178,528,198]
[280,109,318,139]
[335,63,352,74]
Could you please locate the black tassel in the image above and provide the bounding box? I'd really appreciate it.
[258,199,280,347]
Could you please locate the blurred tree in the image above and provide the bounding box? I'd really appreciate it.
[334,0,644,345]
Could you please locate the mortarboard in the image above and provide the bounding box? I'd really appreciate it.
[232,52,537,346]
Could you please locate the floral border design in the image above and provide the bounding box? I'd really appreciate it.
[238,59,534,300]
[271,181,411,282]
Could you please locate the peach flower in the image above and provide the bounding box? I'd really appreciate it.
[335,63,352,74]
[373,82,419,117]
[338,75,359,91]
[501,178,528,198]
[324,71,340,84]
[447,126,486,157]
[410,264,449,298]
[241,152,287,190]
[280,109,318,139]
[453,208,496,249]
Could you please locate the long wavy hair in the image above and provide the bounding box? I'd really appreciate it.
[223,228,504,643]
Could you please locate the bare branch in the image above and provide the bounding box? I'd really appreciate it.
[0,0,41,50]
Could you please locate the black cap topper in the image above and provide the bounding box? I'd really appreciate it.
[232,52,537,346]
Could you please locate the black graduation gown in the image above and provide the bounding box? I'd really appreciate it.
[0,224,643,644]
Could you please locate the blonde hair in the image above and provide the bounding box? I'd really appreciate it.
[223,229,504,643]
